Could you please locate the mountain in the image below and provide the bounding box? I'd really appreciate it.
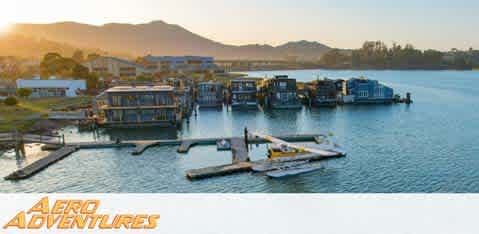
[10,21,331,60]
[0,34,129,59]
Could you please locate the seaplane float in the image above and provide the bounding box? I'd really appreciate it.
[249,132,346,178]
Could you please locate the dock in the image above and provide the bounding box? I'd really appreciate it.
[186,162,253,180]
[185,153,345,180]
[4,146,78,180]
[2,133,339,181]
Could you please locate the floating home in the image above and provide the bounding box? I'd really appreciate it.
[306,79,340,107]
[343,77,394,103]
[99,85,181,127]
[168,78,194,117]
[196,82,224,108]
[264,75,301,109]
[230,80,258,109]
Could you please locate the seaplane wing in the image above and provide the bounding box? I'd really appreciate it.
[250,132,340,157]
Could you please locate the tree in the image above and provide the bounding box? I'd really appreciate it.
[16,88,32,98]
[4,96,18,106]
[136,74,154,82]
[86,73,99,90]
[72,64,90,78]
[72,50,85,63]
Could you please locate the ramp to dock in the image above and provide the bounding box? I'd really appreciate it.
[5,146,78,180]
[230,137,249,163]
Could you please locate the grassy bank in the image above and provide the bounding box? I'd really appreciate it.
[0,96,92,132]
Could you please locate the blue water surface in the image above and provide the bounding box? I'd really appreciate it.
[1,70,478,193]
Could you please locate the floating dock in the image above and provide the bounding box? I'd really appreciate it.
[186,152,345,180]
[4,146,78,180]
[186,162,253,180]
[3,133,338,181]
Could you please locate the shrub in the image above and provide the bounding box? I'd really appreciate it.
[4,96,19,106]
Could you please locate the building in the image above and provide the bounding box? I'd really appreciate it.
[196,82,224,108]
[16,79,86,97]
[264,75,301,109]
[230,80,258,109]
[143,56,215,73]
[99,85,181,127]
[306,79,339,106]
[344,77,394,103]
[167,77,194,117]
[82,56,152,78]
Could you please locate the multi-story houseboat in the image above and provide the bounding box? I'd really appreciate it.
[99,85,181,127]
[343,77,394,103]
[230,80,258,109]
[306,79,339,107]
[196,82,224,108]
[264,75,301,109]
[168,77,194,117]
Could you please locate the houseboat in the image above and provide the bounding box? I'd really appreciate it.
[168,77,194,117]
[343,77,394,104]
[196,82,224,108]
[264,75,301,109]
[230,79,258,109]
[98,85,181,127]
[306,79,340,107]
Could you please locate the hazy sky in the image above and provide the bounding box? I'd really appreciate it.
[2,0,477,50]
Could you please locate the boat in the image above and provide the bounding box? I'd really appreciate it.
[252,160,310,172]
[216,139,231,151]
[266,162,323,178]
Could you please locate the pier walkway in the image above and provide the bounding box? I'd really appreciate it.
[186,153,345,180]
[3,133,332,181]
[5,146,77,180]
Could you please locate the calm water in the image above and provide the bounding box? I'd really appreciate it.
[1,70,479,193]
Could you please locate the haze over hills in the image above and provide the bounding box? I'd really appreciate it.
[10,21,331,60]
[0,34,123,59]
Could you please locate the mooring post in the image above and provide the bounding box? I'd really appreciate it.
[62,134,65,146]
[244,127,249,152]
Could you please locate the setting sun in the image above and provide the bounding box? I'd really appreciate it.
[0,22,11,34]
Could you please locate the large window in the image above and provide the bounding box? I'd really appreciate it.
[358,90,369,97]
[111,95,122,106]
[141,94,156,106]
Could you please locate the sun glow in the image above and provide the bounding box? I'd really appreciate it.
[0,22,12,34]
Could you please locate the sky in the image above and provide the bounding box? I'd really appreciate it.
[1,0,477,50]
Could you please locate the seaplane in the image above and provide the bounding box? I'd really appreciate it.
[250,132,346,178]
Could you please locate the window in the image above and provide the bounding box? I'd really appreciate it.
[358,90,369,97]
[111,95,122,106]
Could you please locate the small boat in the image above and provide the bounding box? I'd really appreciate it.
[216,139,231,151]
[252,160,309,172]
[266,162,323,178]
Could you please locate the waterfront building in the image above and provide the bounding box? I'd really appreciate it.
[82,56,152,78]
[264,75,301,109]
[306,79,339,106]
[16,78,86,97]
[143,55,215,73]
[230,79,258,109]
[99,85,181,127]
[344,77,394,103]
[196,82,224,108]
[168,77,194,117]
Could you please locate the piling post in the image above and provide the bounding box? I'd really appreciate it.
[406,92,412,104]
[244,127,249,152]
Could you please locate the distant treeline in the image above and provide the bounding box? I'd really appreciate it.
[319,41,477,70]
